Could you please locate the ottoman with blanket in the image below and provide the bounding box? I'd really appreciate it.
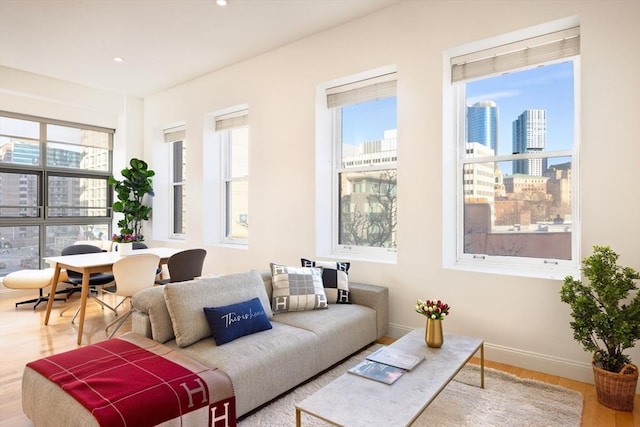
[22,265,389,426]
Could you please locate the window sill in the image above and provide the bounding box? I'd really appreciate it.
[445,258,579,280]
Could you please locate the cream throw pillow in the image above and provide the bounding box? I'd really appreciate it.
[163,270,272,348]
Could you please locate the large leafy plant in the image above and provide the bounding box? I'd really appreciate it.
[108,158,155,241]
[560,246,640,373]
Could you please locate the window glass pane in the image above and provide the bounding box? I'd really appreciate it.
[339,170,397,248]
[45,224,110,257]
[341,97,397,168]
[0,172,39,217]
[47,175,109,217]
[46,142,109,171]
[229,127,248,178]
[463,158,572,260]
[172,140,185,183]
[225,181,248,239]
[173,185,185,235]
[460,59,575,264]
[0,136,40,165]
[465,61,574,158]
[0,225,40,276]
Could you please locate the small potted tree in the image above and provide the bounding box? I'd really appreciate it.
[560,245,640,411]
[108,158,155,253]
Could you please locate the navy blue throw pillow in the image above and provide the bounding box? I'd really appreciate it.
[203,298,272,345]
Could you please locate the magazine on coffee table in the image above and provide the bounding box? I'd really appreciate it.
[366,347,424,371]
[347,359,406,384]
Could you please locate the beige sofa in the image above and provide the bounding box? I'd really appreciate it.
[130,269,389,418]
[21,269,388,425]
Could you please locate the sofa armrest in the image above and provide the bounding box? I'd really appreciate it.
[349,282,389,339]
[131,286,175,343]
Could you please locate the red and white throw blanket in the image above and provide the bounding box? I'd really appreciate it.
[26,333,236,427]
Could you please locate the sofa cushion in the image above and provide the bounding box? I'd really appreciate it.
[270,263,328,313]
[164,270,272,348]
[300,258,351,304]
[203,298,272,345]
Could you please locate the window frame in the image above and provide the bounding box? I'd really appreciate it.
[164,126,186,240]
[0,111,113,273]
[316,66,398,263]
[443,19,581,279]
[218,110,249,245]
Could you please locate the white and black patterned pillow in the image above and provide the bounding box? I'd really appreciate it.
[270,263,329,313]
[301,258,351,304]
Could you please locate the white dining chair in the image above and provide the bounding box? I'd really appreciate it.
[105,253,160,338]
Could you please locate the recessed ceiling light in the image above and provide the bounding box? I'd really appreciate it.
[216,0,227,6]
[113,56,125,63]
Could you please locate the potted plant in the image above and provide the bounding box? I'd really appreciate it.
[108,158,155,247]
[560,245,640,411]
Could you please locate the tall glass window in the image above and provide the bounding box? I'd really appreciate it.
[327,74,397,254]
[0,112,113,276]
[449,26,580,277]
[164,126,186,238]
[216,110,249,243]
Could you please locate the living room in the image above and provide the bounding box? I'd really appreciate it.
[1,0,639,425]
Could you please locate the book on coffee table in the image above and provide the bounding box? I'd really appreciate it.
[347,359,406,384]
[366,346,424,371]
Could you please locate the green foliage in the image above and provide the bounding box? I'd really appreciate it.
[108,158,155,240]
[560,246,640,373]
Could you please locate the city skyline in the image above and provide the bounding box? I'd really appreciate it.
[340,61,574,177]
[466,61,575,158]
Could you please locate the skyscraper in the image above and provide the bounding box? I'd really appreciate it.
[512,109,546,175]
[467,100,498,152]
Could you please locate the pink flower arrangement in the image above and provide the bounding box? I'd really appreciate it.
[416,299,450,320]
[111,233,142,243]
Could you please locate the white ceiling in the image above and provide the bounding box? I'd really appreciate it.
[0,0,400,98]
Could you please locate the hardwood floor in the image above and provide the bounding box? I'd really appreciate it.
[1,294,638,427]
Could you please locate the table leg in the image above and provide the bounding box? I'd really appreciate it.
[296,408,301,427]
[44,265,62,325]
[76,270,90,345]
[480,343,485,389]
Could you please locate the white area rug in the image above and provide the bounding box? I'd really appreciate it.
[239,344,583,427]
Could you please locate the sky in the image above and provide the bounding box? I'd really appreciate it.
[340,61,575,163]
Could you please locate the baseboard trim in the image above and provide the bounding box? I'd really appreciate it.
[386,323,629,391]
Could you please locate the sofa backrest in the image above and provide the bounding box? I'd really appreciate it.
[132,270,273,344]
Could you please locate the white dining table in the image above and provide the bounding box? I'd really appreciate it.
[43,247,180,345]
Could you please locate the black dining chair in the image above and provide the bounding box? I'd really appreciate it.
[157,248,207,284]
[59,244,117,322]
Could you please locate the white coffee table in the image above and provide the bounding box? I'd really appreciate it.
[295,329,484,427]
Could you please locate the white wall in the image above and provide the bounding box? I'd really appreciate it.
[3,0,638,389]
[143,0,640,388]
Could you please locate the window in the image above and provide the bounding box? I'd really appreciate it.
[319,71,397,261]
[164,126,186,238]
[446,24,580,278]
[216,110,249,243]
[0,112,113,276]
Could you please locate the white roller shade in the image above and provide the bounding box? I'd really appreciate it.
[215,110,249,131]
[163,125,186,143]
[451,27,580,82]
[327,73,397,109]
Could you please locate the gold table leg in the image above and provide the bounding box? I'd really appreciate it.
[480,342,485,388]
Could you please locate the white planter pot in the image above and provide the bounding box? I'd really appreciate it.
[118,242,133,255]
